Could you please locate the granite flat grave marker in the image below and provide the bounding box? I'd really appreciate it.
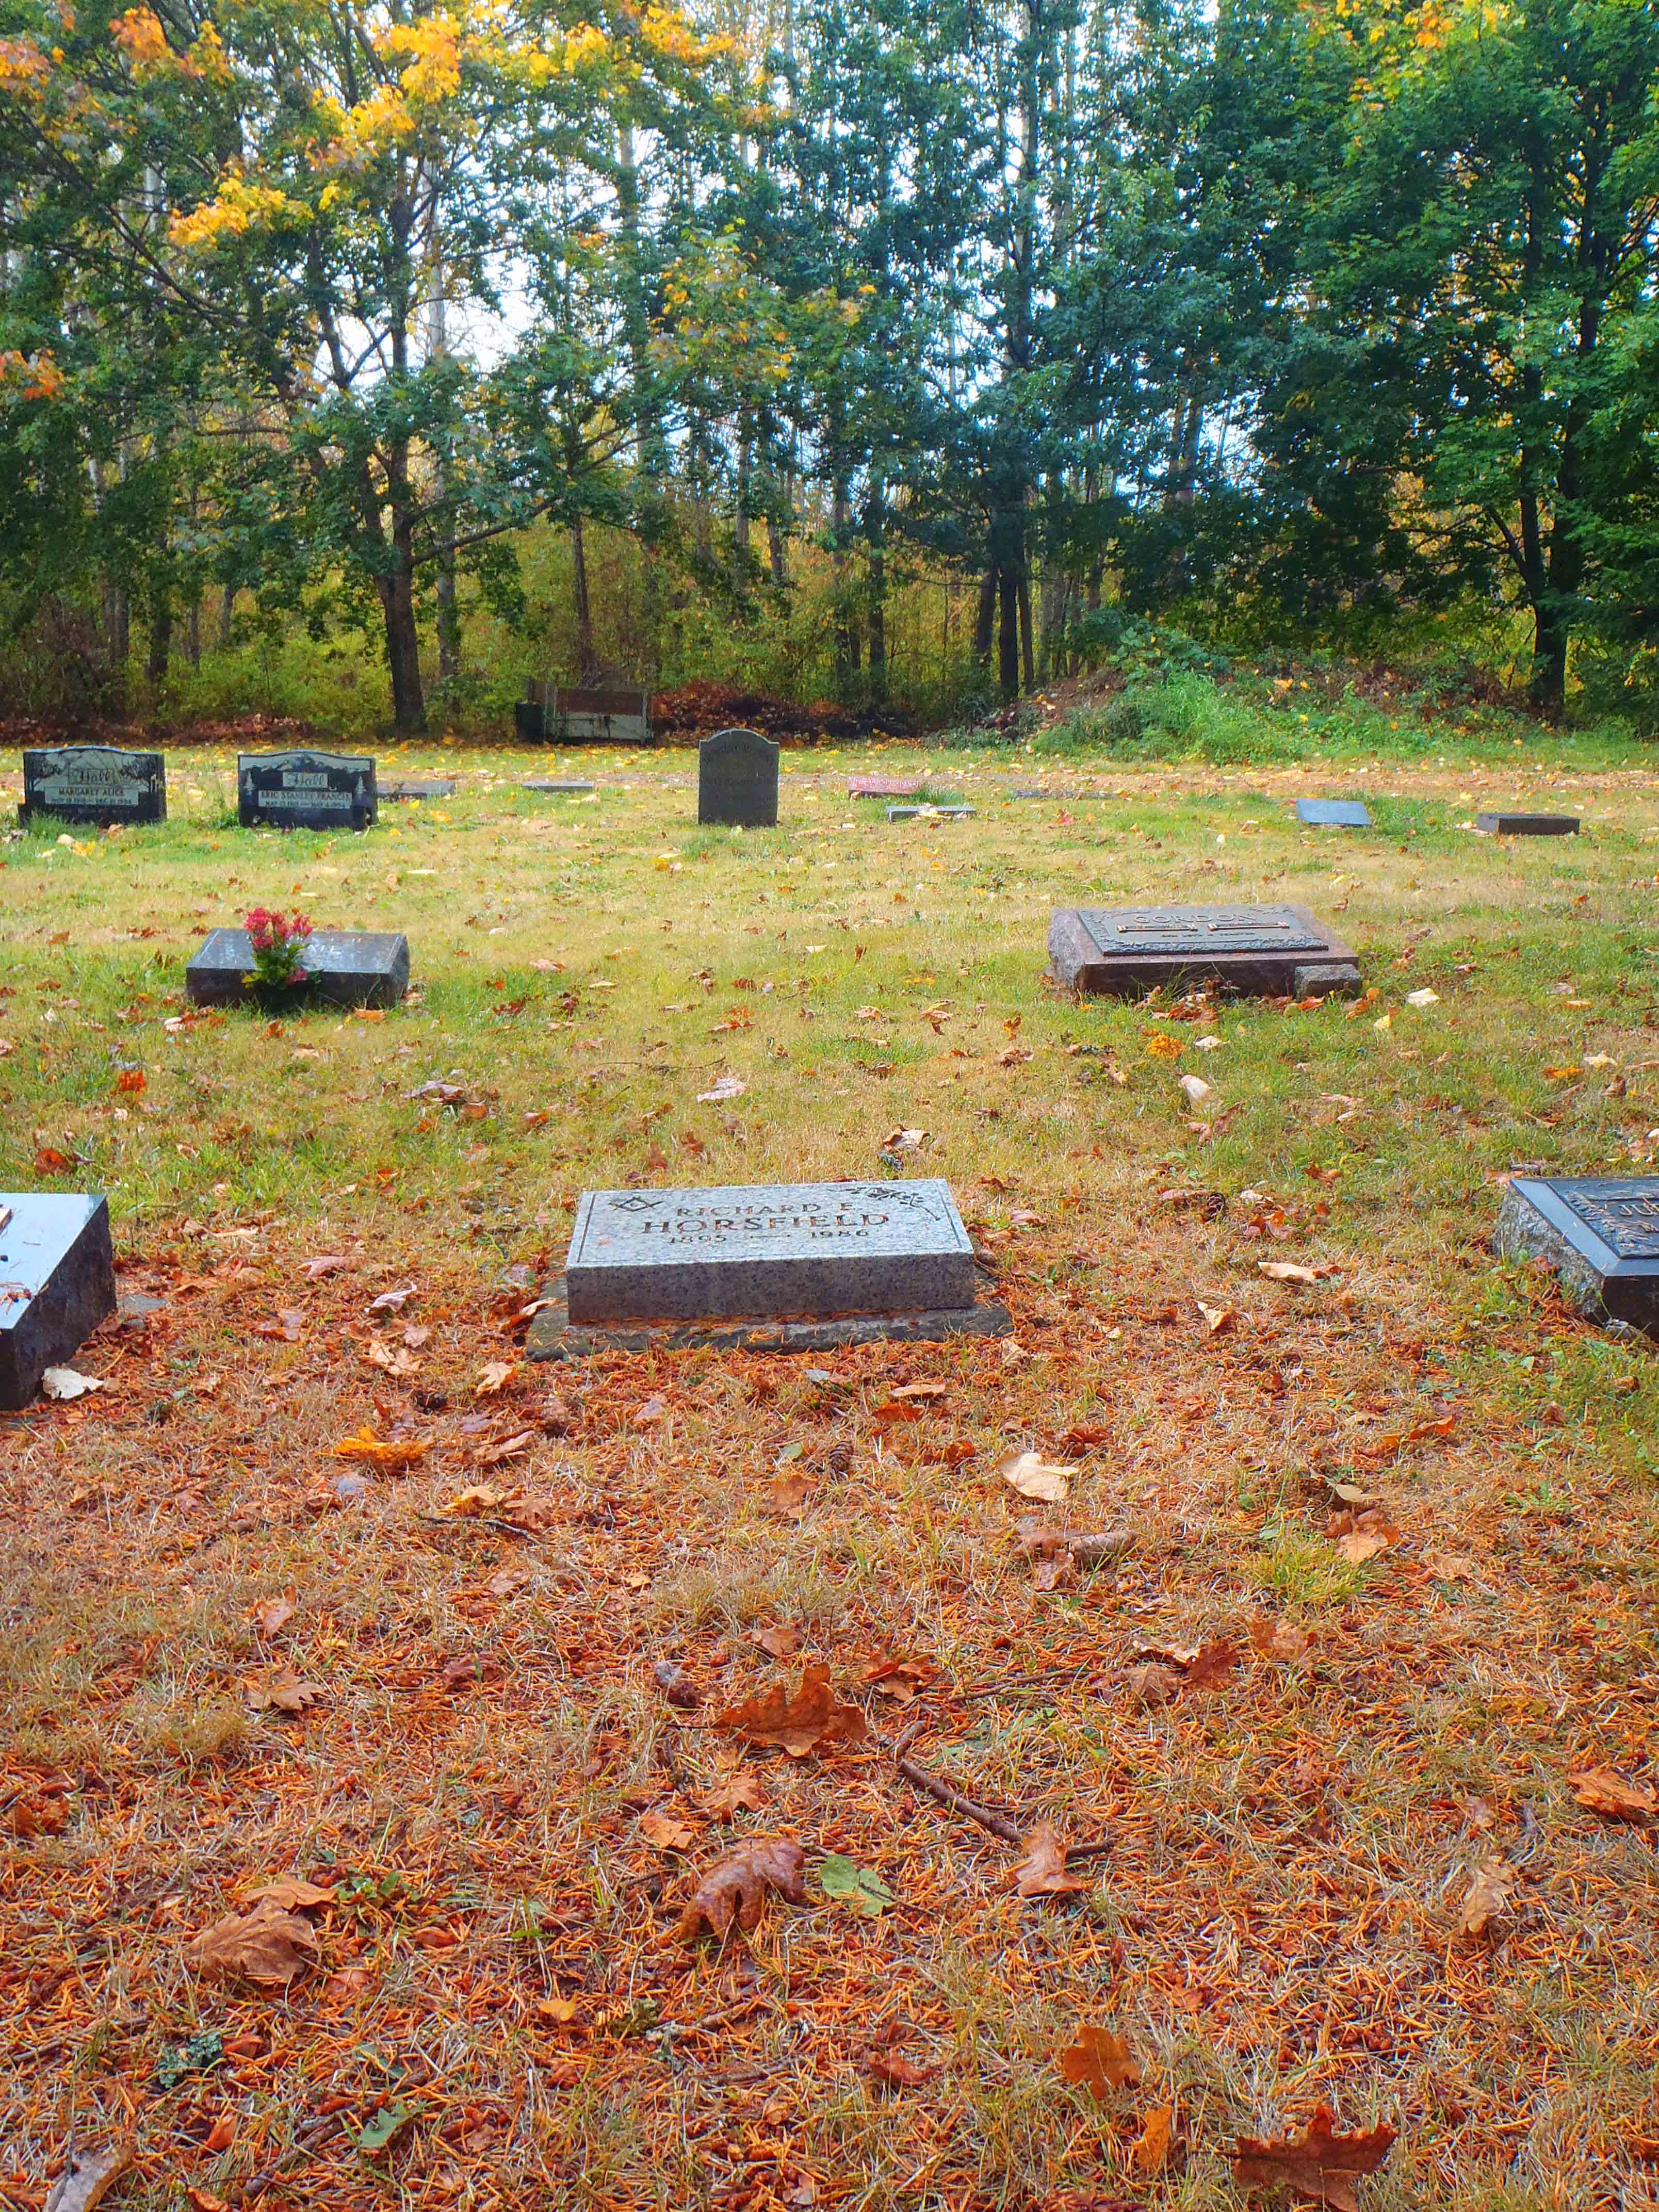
[20,744,166,827]
[1497,1176,1659,1337]
[699,727,778,827]
[1296,798,1372,828]
[1049,901,1360,998]
[187,927,409,1010]
[0,1193,117,1410]
[523,777,595,795]
[887,803,974,821]
[530,1177,1009,1356]
[381,777,456,802]
[239,750,377,832]
[1475,809,1579,836]
[850,775,923,799]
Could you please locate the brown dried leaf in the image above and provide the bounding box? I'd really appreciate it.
[252,1595,294,1637]
[1339,1531,1390,1565]
[44,2142,133,2212]
[640,1810,696,1851]
[186,1901,319,1987]
[477,1360,519,1395]
[700,1770,766,1821]
[1196,1299,1235,1333]
[246,1668,325,1716]
[674,1837,807,1942]
[715,1662,868,1758]
[889,1380,948,1402]
[1011,1824,1087,1897]
[1182,1638,1241,1690]
[997,1449,1075,1504]
[1249,1620,1313,1665]
[1232,2106,1395,2212]
[766,1469,812,1517]
[1057,2023,1142,2097]
[1257,1260,1336,1285]
[866,2050,936,2088]
[474,1428,537,1467]
[1133,2106,1174,2177]
[1459,1858,1516,1937]
[1123,1661,1184,1711]
[244,1876,335,1912]
[753,1623,801,1660]
[1568,1766,1657,1820]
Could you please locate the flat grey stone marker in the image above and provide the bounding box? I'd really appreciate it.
[1297,798,1372,828]
[1498,1176,1659,1338]
[0,1193,117,1410]
[523,778,595,795]
[887,803,973,822]
[1049,902,1360,999]
[239,750,377,832]
[1476,810,1579,836]
[21,744,166,827]
[186,928,409,1009]
[699,727,778,827]
[850,775,922,799]
[381,778,456,801]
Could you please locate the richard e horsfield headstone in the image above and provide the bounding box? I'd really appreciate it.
[1497,1177,1659,1339]
[1475,809,1579,836]
[20,744,166,827]
[186,928,410,1010]
[1296,797,1372,828]
[239,750,377,832]
[1049,902,1360,999]
[529,1178,1009,1356]
[698,727,778,828]
[0,1194,117,1410]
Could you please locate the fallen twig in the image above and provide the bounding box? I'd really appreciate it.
[892,1717,1111,1864]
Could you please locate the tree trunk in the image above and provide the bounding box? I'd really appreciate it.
[998,562,1019,700]
[218,582,235,652]
[974,567,997,666]
[1017,568,1035,692]
[571,513,597,681]
[378,564,425,733]
[187,595,201,670]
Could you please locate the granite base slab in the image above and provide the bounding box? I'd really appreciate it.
[1296,798,1372,827]
[0,1193,117,1409]
[527,1274,1012,1360]
[381,778,456,801]
[186,928,410,1009]
[1476,811,1579,836]
[1050,902,1358,998]
[523,778,596,794]
[1497,1177,1659,1339]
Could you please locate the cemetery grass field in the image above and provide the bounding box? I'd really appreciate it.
[4,739,1659,2212]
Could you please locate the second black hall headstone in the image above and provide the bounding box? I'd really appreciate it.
[239,750,377,832]
[698,727,778,827]
[20,744,166,827]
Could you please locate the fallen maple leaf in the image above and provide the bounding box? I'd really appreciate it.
[1058,2022,1142,2096]
[333,1427,429,1471]
[1183,1637,1242,1689]
[675,1837,807,1942]
[716,1662,868,1758]
[1011,1824,1086,1897]
[1339,1531,1390,1566]
[246,1668,325,1716]
[1257,1260,1331,1285]
[1568,1766,1656,1820]
[640,1810,696,1851]
[300,1255,351,1280]
[997,1448,1075,1504]
[474,1428,536,1466]
[443,1484,516,1517]
[252,1595,294,1636]
[1249,1619,1313,1664]
[245,1876,335,1911]
[1133,2105,1174,2177]
[365,1338,419,1378]
[701,1769,767,1820]
[186,1901,319,1987]
[477,1360,519,1395]
[1459,1858,1516,1937]
[44,2142,133,2212]
[1232,2106,1395,2212]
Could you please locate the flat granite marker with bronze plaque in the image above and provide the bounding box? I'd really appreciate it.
[20,744,166,827]
[239,750,377,832]
[698,727,779,828]
[186,928,409,1010]
[1049,902,1361,999]
[0,1193,117,1410]
[528,1177,1009,1358]
[1496,1177,1659,1338]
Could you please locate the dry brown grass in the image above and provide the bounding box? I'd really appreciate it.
[1,744,1657,2210]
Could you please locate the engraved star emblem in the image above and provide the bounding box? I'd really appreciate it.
[608,1194,661,1213]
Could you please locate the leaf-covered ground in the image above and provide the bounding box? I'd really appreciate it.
[2,742,1656,2211]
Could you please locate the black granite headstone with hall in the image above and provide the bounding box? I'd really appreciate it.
[698,728,778,827]
[1497,1176,1659,1337]
[20,744,166,827]
[1049,901,1361,998]
[0,1193,117,1410]
[238,751,377,832]
[186,928,410,1009]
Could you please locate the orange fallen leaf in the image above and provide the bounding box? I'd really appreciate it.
[640,1810,696,1851]
[1011,1824,1086,1897]
[675,1837,807,1942]
[1459,1858,1516,1937]
[186,1901,319,1988]
[252,1595,294,1636]
[701,1769,767,1820]
[1133,2104,1174,2176]
[1339,1531,1390,1565]
[1232,2105,1395,2212]
[1058,2022,1141,2096]
[244,1876,335,1911]
[1568,1766,1656,1820]
[716,1662,868,1758]
[246,1668,325,1716]
[477,1360,519,1395]
[1249,1620,1313,1664]
[333,1426,429,1471]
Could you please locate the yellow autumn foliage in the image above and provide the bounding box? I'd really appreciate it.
[169,172,297,251]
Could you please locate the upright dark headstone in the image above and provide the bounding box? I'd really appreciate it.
[698,728,779,827]
[1296,798,1372,828]
[1497,1177,1659,1337]
[238,751,376,832]
[1475,810,1579,836]
[526,1177,1010,1357]
[0,1193,117,1410]
[186,928,410,1009]
[20,745,166,827]
[1049,902,1360,999]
